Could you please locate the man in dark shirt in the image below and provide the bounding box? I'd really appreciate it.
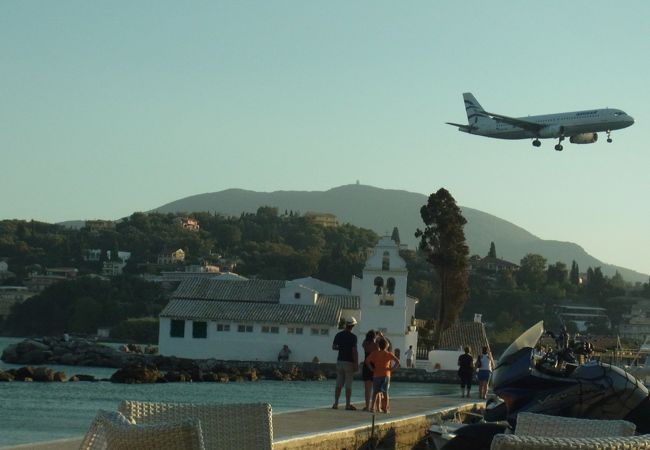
[332,316,359,410]
[457,346,474,398]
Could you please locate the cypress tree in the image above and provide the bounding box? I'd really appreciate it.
[415,188,469,348]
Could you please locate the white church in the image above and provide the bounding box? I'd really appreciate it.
[158,236,418,363]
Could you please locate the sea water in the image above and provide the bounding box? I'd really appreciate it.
[0,337,457,447]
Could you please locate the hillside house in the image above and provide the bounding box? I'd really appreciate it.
[157,249,186,265]
[304,212,338,228]
[175,217,200,232]
[158,237,418,363]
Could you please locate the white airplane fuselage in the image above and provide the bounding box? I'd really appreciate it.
[447,93,634,150]
[470,108,634,140]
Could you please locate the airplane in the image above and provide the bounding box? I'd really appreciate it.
[446,93,634,151]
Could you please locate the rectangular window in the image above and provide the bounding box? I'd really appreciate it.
[238,324,253,333]
[262,325,270,333]
[311,328,319,336]
[216,324,230,332]
[192,321,207,338]
[320,328,329,336]
[287,327,304,335]
[270,326,279,334]
[170,320,185,338]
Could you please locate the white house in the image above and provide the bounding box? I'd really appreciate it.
[158,237,418,363]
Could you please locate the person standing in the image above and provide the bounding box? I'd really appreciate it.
[365,337,400,413]
[476,346,495,399]
[332,316,359,410]
[361,329,379,411]
[457,346,474,398]
[404,345,414,368]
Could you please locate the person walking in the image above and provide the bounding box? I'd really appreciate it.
[332,316,359,410]
[476,346,495,399]
[404,345,414,368]
[457,346,474,398]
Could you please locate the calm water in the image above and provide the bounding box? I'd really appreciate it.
[0,337,456,447]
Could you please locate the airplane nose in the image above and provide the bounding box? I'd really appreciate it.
[628,116,635,126]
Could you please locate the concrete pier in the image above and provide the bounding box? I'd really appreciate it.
[4,395,481,450]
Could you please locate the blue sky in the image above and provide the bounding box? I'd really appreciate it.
[2,1,649,275]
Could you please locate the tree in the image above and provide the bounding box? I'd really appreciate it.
[547,261,568,286]
[570,260,580,286]
[415,188,469,347]
[517,254,547,291]
[488,241,496,258]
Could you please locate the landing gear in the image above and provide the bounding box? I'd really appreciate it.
[532,139,541,148]
[555,134,565,151]
[607,130,613,143]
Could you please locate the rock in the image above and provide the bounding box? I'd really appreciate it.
[163,371,191,382]
[110,364,161,384]
[14,366,35,381]
[53,371,67,382]
[73,374,97,382]
[0,371,14,382]
[32,367,55,382]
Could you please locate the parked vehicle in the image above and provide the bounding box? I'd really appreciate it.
[434,321,650,450]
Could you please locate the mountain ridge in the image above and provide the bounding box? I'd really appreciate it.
[150,184,647,283]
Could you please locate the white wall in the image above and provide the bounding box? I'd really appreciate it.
[428,349,463,371]
[159,318,343,363]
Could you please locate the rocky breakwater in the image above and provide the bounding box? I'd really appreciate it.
[0,365,103,382]
[1,337,143,367]
[109,360,329,384]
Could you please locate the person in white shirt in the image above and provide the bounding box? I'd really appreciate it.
[404,345,414,368]
[476,346,495,400]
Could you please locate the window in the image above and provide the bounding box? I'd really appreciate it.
[170,320,185,338]
[387,277,396,295]
[237,324,253,333]
[320,328,329,336]
[294,292,301,299]
[374,276,384,295]
[287,327,303,335]
[192,321,207,339]
[311,328,319,336]
[382,251,390,271]
[261,325,279,334]
[216,323,230,332]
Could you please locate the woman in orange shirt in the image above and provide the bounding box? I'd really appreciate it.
[365,337,400,413]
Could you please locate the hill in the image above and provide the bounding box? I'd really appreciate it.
[153,184,647,283]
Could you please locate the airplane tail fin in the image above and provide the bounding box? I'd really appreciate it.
[463,93,491,128]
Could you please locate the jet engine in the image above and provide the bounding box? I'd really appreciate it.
[569,133,598,144]
[538,125,563,138]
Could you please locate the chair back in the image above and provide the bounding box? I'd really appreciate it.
[119,401,273,450]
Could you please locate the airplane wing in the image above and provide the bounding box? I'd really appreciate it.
[483,111,544,133]
[446,122,474,132]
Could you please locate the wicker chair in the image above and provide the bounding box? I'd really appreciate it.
[490,434,650,450]
[79,410,205,450]
[514,412,637,437]
[118,401,273,450]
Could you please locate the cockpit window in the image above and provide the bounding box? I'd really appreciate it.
[614,111,626,116]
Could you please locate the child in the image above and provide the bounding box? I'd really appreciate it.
[365,337,400,413]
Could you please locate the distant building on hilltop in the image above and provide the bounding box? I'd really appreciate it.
[468,255,519,274]
[84,220,115,232]
[175,217,200,232]
[304,212,338,228]
[158,236,418,363]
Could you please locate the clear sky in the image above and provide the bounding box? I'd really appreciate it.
[2,1,649,276]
